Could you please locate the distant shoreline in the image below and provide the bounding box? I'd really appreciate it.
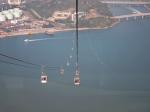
[0,21,119,39]
[60,21,119,32]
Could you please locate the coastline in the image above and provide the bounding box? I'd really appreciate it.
[0,21,119,39]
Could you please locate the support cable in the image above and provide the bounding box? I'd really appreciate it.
[76,0,79,70]
[0,52,58,69]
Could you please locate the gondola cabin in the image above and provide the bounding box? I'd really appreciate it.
[60,68,64,75]
[74,70,80,86]
[41,74,48,84]
[74,75,80,86]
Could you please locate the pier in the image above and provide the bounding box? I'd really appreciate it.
[111,13,150,21]
[101,1,150,5]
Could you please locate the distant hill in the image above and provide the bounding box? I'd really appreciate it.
[26,0,112,18]
[25,0,116,28]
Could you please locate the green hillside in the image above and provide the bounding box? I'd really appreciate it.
[27,0,112,18]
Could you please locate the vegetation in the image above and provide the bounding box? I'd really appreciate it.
[26,0,115,28]
[79,17,115,28]
[27,0,112,18]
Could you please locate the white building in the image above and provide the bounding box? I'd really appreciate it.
[0,14,6,22]
[8,0,22,6]
[52,11,72,20]
[0,8,23,21]
[5,12,13,20]
[71,12,86,22]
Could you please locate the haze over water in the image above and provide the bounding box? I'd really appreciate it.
[0,6,150,112]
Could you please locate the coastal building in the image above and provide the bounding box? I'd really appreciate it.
[12,11,20,18]
[0,8,23,21]
[71,12,86,22]
[11,9,22,18]
[0,14,6,22]
[52,11,72,20]
[2,10,9,14]
[5,12,13,20]
[8,0,22,6]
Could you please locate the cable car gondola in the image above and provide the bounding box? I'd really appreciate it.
[73,0,80,87]
[40,66,48,84]
[41,72,48,84]
[60,67,64,75]
[74,70,80,86]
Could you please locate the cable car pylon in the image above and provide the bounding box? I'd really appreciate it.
[74,0,80,87]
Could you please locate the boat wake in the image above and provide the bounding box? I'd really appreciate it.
[24,37,74,43]
[24,38,55,42]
